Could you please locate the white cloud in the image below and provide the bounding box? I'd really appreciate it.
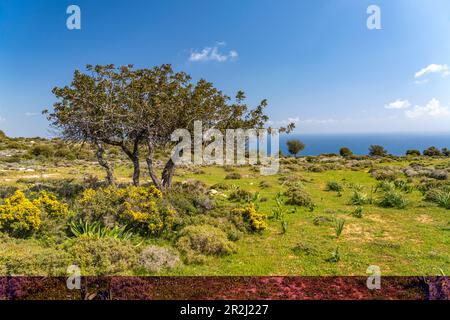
[0,116,5,123]
[189,42,238,62]
[25,112,39,116]
[414,64,450,79]
[405,98,450,119]
[385,99,411,109]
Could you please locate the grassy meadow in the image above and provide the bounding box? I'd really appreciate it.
[0,135,449,277]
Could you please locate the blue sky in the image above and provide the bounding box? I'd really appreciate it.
[1,0,450,137]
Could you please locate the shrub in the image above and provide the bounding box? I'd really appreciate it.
[406,149,421,156]
[326,181,343,192]
[350,191,370,205]
[370,168,400,181]
[29,144,54,158]
[286,139,305,157]
[138,245,181,273]
[232,204,267,232]
[339,147,353,157]
[378,190,409,209]
[225,172,242,180]
[75,186,175,236]
[284,185,315,210]
[425,189,450,209]
[33,191,69,218]
[0,191,41,238]
[66,237,139,275]
[0,238,70,276]
[176,225,236,264]
[423,146,442,157]
[259,181,271,189]
[351,207,363,218]
[228,189,254,203]
[442,148,450,157]
[428,170,448,181]
[0,129,6,141]
[369,145,388,157]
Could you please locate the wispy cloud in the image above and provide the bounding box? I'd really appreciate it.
[0,116,5,123]
[25,112,40,116]
[405,98,450,119]
[414,64,450,79]
[189,42,238,63]
[385,99,411,109]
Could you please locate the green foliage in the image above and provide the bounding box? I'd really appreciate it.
[425,189,450,209]
[350,191,370,205]
[326,181,343,192]
[284,185,315,210]
[423,146,442,157]
[0,129,6,140]
[281,221,288,234]
[228,188,254,203]
[176,225,236,264]
[378,190,409,209]
[351,207,363,218]
[339,147,353,157]
[0,238,70,276]
[286,139,305,156]
[369,145,388,157]
[69,220,133,240]
[225,172,242,180]
[29,144,54,158]
[272,193,286,220]
[326,247,341,263]
[334,218,345,238]
[75,186,175,236]
[66,237,139,275]
[406,149,421,156]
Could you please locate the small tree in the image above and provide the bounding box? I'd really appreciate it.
[423,146,442,157]
[406,149,421,156]
[0,130,6,141]
[339,147,353,157]
[369,145,387,157]
[441,148,450,157]
[286,139,305,157]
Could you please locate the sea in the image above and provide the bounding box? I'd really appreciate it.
[278,133,450,156]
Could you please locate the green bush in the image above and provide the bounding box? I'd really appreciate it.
[350,191,370,205]
[228,188,254,203]
[29,144,54,158]
[66,237,139,275]
[284,185,315,210]
[369,145,388,157]
[326,181,343,192]
[0,237,70,276]
[406,149,421,156]
[339,147,353,157]
[176,225,236,264]
[378,190,409,209]
[423,146,442,157]
[225,172,242,180]
[425,189,450,209]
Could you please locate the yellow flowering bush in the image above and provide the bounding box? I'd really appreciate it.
[0,191,41,237]
[33,191,69,218]
[232,204,267,232]
[76,185,175,236]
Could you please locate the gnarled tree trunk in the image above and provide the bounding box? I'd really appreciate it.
[95,141,115,185]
